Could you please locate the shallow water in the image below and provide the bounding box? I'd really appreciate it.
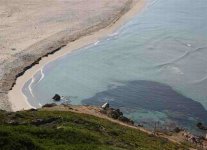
[24,0,207,133]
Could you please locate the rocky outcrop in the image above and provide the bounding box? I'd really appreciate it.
[52,94,61,101]
[173,127,183,133]
[100,106,134,125]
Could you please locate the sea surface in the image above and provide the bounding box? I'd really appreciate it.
[23,0,207,134]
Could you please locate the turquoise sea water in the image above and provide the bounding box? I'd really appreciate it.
[24,0,207,133]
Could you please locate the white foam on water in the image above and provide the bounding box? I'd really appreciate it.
[192,75,207,84]
[108,31,119,37]
[22,86,36,109]
[94,41,100,45]
[38,103,42,107]
[166,66,184,75]
[186,43,191,47]
[28,77,35,97]
[36,68,45,84]
[106,31,120,41]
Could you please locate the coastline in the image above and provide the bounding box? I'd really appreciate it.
[8,0,146,111]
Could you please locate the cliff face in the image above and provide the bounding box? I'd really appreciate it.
[0,0,134,111]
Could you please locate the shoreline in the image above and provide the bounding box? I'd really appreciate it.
[8,0,146,111]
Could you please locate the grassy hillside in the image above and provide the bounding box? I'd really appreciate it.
[0,109,189,150]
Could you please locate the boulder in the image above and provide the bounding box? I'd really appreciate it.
[197,122,207,130]
[99,105,134,125]
[118,116,134,125]
[52,94,61,101]
[135,124,144,127]
[106,109,120,119]
[116,109,123,116]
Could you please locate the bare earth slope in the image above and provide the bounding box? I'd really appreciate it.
[0,0,138,110]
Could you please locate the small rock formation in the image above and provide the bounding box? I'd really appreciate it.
[52,94,61,101]
[100,103,134,125]
[135,124,144,127]
[118,115,134,124]
[173,127,183,133]
[106,108,119,119]
[182,131,206,146]
[197,122,207,130]
[42,103,57,108]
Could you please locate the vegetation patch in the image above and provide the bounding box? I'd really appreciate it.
[0,109,189,150]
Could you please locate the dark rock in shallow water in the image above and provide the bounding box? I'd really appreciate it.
[197,122,207,130]
[42,103,57,108]
[52,94,61,101]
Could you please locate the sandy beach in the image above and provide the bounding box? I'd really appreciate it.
[0,0,146,111]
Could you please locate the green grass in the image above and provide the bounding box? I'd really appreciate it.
[0,109,189,150]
